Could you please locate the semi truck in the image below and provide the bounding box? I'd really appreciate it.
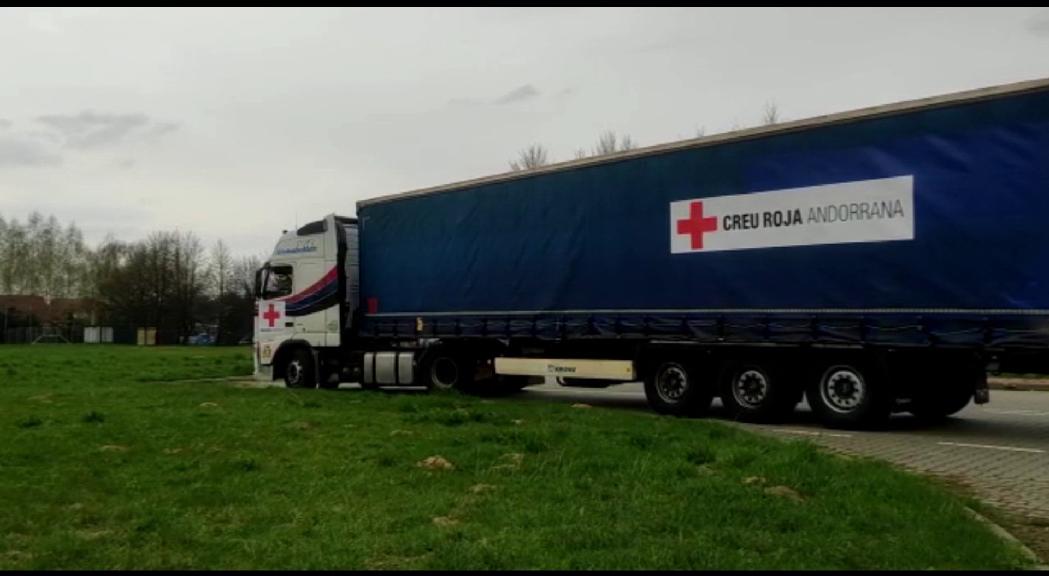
[253,77,1049,429]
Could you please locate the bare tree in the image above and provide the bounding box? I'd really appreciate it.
[58,222,88,299]
[0,215,9,293]
[574,148,589,160]
[695,126,707,138]
[0,213,90,299]
[172,231,206,343]
[594,131,617,155]
[509,144,550,171]
[20,212,43,296]
[210,240,234,343]
[762,101,780,126]
[592,130,638,156]
[210,240,233,300]
[233,256,262,299]
[0,217,22,294]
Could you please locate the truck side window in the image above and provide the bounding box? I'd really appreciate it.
[263,266,294,299]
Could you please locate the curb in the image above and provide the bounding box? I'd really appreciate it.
[988,378,1049,392]
[963,507,1046,569]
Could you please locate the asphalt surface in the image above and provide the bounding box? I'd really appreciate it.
[518,381,1049,520]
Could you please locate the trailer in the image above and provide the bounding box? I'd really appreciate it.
[253,76,1049,429]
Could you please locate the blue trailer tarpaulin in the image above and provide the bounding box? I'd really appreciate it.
[357,82,1049,348]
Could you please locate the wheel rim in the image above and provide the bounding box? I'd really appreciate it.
[732,368,769,408]
[821,366,866,414]
[655,364,689,404]
[287,359,303,386]
[430,357,459,390]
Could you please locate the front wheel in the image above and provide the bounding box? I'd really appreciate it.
[284,348,316,389]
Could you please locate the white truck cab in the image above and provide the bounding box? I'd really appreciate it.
[253,214,358,386]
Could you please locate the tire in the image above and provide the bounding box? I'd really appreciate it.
[284,348,316,389]
[419,349,472,393]
[908,361,979,421]
[806,358,891,429]
[643,360,713,417]
[720,360,797,423]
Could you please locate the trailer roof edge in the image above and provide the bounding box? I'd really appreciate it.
[357,76,1049,208]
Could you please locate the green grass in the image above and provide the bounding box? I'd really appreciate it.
[0,345,1033,570]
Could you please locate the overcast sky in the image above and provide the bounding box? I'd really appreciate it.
[2,7,1048,258]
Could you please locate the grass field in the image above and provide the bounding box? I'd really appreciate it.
[0,345,1033,570]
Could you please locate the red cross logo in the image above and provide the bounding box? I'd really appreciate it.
[262,303,281,327]
[677,201,718,250]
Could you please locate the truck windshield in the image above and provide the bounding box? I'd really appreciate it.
[262,265,293,299]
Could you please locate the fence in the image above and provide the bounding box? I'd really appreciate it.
[1,324,202,345]
[2,324,85,344]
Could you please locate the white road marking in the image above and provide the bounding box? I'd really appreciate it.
[771,428,852,438]
[936,441,1045,454]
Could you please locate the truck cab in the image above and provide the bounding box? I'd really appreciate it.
[253,214,358,386]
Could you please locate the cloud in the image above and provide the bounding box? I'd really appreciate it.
[1027,11,1049,37]
[143,122,180,140]
[493,84,540,105]
[0,136,62,167]
[34,111,177,149]
[0,119,11,130]
[116,158,137,170]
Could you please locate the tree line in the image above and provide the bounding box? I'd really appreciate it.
[0,212,261,345]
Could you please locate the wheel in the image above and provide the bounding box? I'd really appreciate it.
[643,360,713,417]
[419,348,472,393]
[284,348,316,389]
[806,358,891,429]
[908,361,980,421]
[720,360,797,423]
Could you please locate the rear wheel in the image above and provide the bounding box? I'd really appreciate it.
[720,360,798,423]
[807,358,891,429]
[418,348,472,393]
[643,360,713,417]
[908,361,980,421]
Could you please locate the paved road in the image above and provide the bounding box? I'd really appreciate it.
[518,381,1049,520]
